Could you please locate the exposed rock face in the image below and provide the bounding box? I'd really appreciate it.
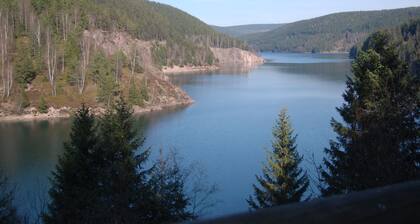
[83,30,192,109]
[211,47,264,68]
[84,30,157,72]
[0,30,263,121]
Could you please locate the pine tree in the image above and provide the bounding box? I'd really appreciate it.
[321,31,419,196]
[44,104,100,224]
[0,172,20,224]
[247,109,309,210]
[96,97,153,223]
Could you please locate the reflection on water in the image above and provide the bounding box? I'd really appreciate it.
[0,53,352,219]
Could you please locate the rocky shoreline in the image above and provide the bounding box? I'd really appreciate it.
[0,99,194,122]
[0,46,264,123]
[162,65,220,75]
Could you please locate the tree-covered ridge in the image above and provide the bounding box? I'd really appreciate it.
[31,0,246,48]
[0,0,248,115]
[212,24,284,38]
[243,7,420,52]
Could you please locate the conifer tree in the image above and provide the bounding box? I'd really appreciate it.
[321,31,419,196]
[96,97,153,223]
[247,109,309,210]
[44,104,100,224]
[0,172,20,224]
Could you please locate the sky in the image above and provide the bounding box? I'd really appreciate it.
[153,0,420,26]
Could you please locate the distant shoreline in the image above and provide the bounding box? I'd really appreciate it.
[162,65,220,75]
[260,50,349,54]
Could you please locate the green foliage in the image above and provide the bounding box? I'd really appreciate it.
[321,31,420,196]
[0,172,21,224]
[63,33,82,84]
[147,150,194,223]
[14,36,37,85]
[398,20,420,76]
[17,90,30,111]
[90,52,118,105]
[244,7,420,52]
[152,42,167,68]
[44,105,100,224]
[95,98,153,223]
[247,109,309,209]
[140,79,149,102]
[128,80,141,106]
[349,46,358,59]
[38,96,48,114]
[44,101,214,223]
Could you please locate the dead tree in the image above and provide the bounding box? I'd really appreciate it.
[129,46,137,82]
[0,10,13,98]
[46,29,58,96]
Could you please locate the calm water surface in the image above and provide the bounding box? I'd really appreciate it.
[0,53,351,218]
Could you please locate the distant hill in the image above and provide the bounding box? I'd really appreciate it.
[242,7,420,53]
[212,24,283,37]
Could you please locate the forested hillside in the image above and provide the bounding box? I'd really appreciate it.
[0,0,251,118]
[243,7,420,52]
[212,24,283,37]
[362,20,420,77]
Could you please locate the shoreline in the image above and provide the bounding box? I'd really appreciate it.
[162,65,220,75]
[0,100,194,123]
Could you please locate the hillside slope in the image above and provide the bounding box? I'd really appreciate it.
[0,0,262,119]
[243,7,420,52]
[212,24,283,37]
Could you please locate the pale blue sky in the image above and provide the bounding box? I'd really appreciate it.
[153,0,420,26]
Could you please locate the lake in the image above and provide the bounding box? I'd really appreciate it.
[0,52,352,219]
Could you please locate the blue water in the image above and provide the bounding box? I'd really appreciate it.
[0,53,352,219]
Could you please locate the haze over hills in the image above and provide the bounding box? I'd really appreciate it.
[212,24,283,37]
[238,7,420,52]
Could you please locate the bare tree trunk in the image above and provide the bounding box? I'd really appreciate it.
[115,53,119,84]
[36,19,41,47]
[79,36,90,94]
[130,47,137,82]
[46,29,57,96]
[1,11,13,99]
[0,11,5,98]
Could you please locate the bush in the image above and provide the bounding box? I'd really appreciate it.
[38,97,49,114]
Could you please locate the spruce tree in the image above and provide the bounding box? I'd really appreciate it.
[247,109,309,210]
[44,104,100,224]
[95,97,153,223]
[321,31,419,196]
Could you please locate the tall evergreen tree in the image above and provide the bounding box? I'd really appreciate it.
[247,109,309,210]
[0,172,20,224]
[44,104,100,224]
[95,97,153,223]
[321,31,419,196]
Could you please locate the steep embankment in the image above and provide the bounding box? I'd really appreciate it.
[0,0,261,121]
[241,7,420,52]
